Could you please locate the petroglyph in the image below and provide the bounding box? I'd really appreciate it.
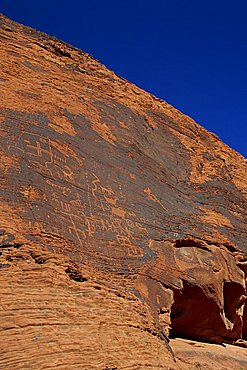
[44,172,149,258]
[21,185,40,201]
[0,112,151,265]
[46,179,71,196]
[6,130,83,181]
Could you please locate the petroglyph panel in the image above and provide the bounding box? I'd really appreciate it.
[0,110,153,270]
[1,104,246,271]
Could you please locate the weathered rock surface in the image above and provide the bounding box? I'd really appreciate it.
[0,14,247,369]
[171,338,247,369]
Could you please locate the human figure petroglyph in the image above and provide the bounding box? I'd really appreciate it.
[24,135,53,162]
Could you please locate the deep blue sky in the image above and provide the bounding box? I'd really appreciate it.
[1,1,246,157]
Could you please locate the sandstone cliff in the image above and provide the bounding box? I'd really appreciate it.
[0,14,247,369]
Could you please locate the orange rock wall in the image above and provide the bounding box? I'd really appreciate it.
[0,14,247,369]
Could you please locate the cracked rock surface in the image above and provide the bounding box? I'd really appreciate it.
[0,13,247,369]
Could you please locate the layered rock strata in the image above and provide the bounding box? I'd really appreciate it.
[0,14,247,369]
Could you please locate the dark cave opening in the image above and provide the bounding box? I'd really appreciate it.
[170,280,246,343]
[169,281,218,342]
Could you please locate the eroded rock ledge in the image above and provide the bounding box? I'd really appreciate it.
[0,13,246,369]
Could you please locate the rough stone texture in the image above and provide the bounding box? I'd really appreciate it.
[171,338,247,369]
[0,13,247,369]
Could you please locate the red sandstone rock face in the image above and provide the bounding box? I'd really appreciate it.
[0,14,247,369]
